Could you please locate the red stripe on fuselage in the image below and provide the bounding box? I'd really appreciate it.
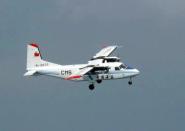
[65,75,81,80]
[34,52,40,57]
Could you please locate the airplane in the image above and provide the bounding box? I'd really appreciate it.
[24,43,140,90]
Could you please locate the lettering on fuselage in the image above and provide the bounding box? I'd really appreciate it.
[97,74,114,80]
[35,63,49,67]
[61,70,72,76]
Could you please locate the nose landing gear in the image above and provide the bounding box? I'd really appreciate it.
[128,77,132,85]
[128,81,132,85]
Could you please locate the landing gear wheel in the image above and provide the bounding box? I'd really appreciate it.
[89,84,95,90]
[96,80,102,84]
[128,81,132,85]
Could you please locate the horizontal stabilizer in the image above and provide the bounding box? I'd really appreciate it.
[24,70,37,76]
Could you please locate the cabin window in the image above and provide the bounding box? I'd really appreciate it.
[115,67,120,70]
[120,64,126,69]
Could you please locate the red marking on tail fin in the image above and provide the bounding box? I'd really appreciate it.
[34,52,40,57]
[30,43,39,48]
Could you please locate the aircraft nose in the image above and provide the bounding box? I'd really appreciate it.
[135,69,140,75]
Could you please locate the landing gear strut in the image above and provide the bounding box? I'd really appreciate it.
[89,84,95,90]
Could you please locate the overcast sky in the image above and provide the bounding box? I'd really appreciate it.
[0,0,185,131]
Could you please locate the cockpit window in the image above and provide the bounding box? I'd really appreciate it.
[119,64,126,69]
[107,59,120,62]
[115,67,120,70]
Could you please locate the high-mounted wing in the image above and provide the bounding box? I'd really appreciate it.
[65,66,94,80]
[93,45,118,59]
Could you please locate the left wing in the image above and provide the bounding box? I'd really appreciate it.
[92,45,118,59]
[65,66,94,80]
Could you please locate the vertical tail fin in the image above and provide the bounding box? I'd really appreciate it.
[27,43,44,69]
[26,43,60,70]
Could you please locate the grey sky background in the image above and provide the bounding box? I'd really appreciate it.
[0,0,185,131]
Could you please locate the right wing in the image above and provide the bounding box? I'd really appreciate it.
[92,45,118,59]
[65,65,110,80]
[65,66,94,80]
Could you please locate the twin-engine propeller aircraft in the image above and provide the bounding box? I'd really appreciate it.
[24,43,140,90]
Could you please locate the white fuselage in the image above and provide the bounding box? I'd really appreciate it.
[25,44,140,90]
[34,62,140,82]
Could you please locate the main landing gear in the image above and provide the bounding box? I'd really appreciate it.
[96,79,102,84]
[89,80,102,90]
[89,84,95,90]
